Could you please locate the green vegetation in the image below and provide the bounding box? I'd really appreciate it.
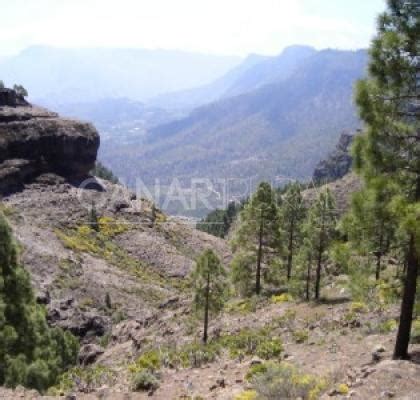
[281,183,306,280]
[292,330,309,344]
[231,251,256,297]
[89,202,100,231]
[192,249,228,343]
[246,362,326,400]
[341,181,396,280]
[197,201,243,238]
[12,84,28,97]
[132,370,160,392]
[55,218,170,301]
[128,326,282,385]
[91,161,120,184]
[49,365,116,395]
[219,328,283,360]
[352,0,419,359]
[303,188,337,300]
[0,213,78,392]
[232,182,282,295]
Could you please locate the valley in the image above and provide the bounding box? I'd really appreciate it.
[0,1,419,399]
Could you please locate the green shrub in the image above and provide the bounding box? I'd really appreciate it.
[350,301,368,313]
[337,383,350,395]
[293,330,309,344]
[245,363,269,381]
[377,319,398,333]
[220,328,282,360]
[256,338,283,359]
[171,343,219,368]
[234,390,257,400]
[226,297,258,314]
[49,365,116,395]
[271,293,293,304]
[135,350,161,372]
[132,370,160,392]
[250,362,326,400]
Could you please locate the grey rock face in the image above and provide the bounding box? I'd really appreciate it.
[0,90,100,194]
[312,131,355,184]
[78,344,105,366]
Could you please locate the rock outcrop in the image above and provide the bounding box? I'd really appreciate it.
[312,131,355,184]
[0,89,99,194]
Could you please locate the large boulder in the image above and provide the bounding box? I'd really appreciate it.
[0,90,99,194]
[78,344,105,366]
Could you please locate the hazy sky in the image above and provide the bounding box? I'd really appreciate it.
[1,0,386,57]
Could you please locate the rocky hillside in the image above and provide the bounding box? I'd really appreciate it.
[0,94,231,389]
[312,132,355,184]
[1,92,419,400]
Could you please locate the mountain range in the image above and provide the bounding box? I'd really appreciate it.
[97,47,367,215]
[0,46,241,104]
[0,45,368,216]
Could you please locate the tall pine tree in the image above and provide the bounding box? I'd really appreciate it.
[303,188,336,300]
[232,182,281,295]
[0,212,78,391]
[280,183,306,281]
[342,178,396,280]
[192,249,228,344]
[354,0,419,359]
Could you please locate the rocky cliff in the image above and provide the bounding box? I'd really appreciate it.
[312,131,355,184]
[0,89,99,194]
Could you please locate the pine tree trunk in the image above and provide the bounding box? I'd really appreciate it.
[375,230,384,280]
[393,234,419,359]
[375,253,382,281]
[314,245,322,300]
[203,272,210,344]
[393,178,420,359]
[306,259,311,301]
[287,218,295,281]
[256,218,263,295]
[314,209,325,300]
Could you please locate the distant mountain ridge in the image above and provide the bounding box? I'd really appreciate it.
[0,46,241,104]
[100,48,367,216]
[150,45,317,110]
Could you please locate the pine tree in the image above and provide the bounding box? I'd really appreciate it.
[192,249,228,344]
[280,183,306,281]
[89,201,99,232]
[0,212,78,391]
[303,188,336,300]
[232,182,281,295]
[342,179,396,280]
[12,84,28,97]
[353,0,420,360]
[151,204,157,225]
[230,251,256,297]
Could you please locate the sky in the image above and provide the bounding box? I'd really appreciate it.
[0,0,386,57]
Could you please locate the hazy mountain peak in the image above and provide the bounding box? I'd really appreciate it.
[0,47,241,103]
